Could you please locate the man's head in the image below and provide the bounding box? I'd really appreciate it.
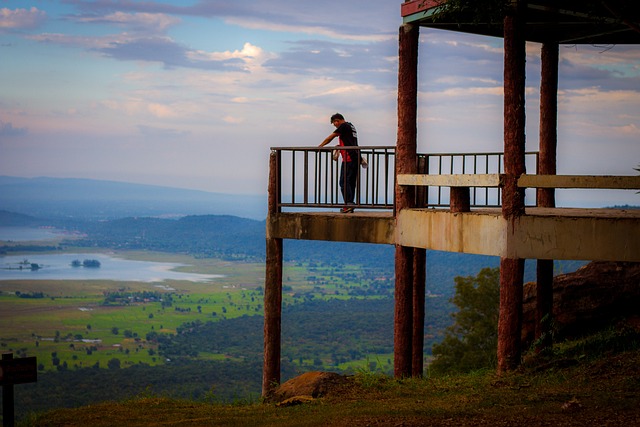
[330,113,345,127]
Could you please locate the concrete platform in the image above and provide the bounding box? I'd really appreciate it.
[268,207,639,261]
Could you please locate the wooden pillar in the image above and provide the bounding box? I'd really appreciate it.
[537,41,558,207]
[395,246,413,377]
[498,1,526,374]
[412,248,426,377]
[450,187,470,212]
[262,151,283,397]
[396,22,418,210]
[535,259,554,349]
[498,257,525,371]
[2,353,15,427]
[535,40,559,350]
[394,22,419,378]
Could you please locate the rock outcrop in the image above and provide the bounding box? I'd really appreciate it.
[522,261,640,347]
[269,371,351,404]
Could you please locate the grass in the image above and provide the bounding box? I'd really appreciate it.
[18,335,640,426]
[5,249,639,425]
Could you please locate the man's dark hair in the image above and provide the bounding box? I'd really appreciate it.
[330,113,344,123]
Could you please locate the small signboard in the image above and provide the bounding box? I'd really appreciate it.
[0,356,37,385]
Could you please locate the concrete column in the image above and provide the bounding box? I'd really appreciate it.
[263,151,283,397]
[498,1,526,374]
[394,22,419,378]
[536,41,559,351]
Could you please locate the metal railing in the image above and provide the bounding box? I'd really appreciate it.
[270,147,539,211]
[417,152,539,207]
[271,146,396,211]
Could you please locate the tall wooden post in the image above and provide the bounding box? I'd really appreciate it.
[412,154,427,377]
[498,1,526,374]
[536,40,559,350]
[2,353,15,427]
[262,150,283,397]
[395,21,419,378]
[412,248,426,376]
[450,187,471,212]
[537,41,558,209]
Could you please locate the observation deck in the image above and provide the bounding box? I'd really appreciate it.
[267,147,640,261]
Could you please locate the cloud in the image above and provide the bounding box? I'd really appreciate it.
[225,17,395,43]
[98,36,212,69]
[137,125,190,138]
[28,31,248,71]
[223,116,244,124]
[75,11,181,34]
[188,42,275,72]
[0,121,27,137]
[264,39,398,88]
[614,123,640,136]
[557,87,640,138]
[0,7,46,32]
[65,0,399,41]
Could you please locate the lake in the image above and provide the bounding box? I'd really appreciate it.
[0,226,71,242]
[0,253,222,283]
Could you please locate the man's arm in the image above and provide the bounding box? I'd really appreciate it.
[319,132,339,147]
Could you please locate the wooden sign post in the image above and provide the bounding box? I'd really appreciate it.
[1,353,37,427]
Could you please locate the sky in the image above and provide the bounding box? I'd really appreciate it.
[1,1,639,207]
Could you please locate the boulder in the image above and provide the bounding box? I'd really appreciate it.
[269,371,350,403]
[522,261,640,347]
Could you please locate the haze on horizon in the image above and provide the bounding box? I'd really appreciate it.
[1,1,639,207]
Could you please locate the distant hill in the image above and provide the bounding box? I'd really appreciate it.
[0,210,47,227]
[0,176,267,220]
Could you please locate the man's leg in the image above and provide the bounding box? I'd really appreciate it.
[339,162,347,203]
[345,161,358,205]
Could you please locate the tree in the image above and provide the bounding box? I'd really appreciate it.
[107,358,121,370]
[430,267,500,375]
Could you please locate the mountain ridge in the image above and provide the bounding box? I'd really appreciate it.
[0,176,267,220]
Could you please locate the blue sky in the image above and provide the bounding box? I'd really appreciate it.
[1,1,639,206]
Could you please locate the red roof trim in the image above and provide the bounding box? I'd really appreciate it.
[401,0,445,17]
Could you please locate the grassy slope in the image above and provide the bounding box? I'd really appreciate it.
[19,329,640,427]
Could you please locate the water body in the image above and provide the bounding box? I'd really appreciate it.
[0,226,69,242]
[0,253,222,283]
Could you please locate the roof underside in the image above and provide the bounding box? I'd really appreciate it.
[402,0,640,45]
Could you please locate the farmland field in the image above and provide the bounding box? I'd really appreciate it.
[0,251,282,371]
[0,249,389,373]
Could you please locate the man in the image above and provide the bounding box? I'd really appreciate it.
[319,113,359,213]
